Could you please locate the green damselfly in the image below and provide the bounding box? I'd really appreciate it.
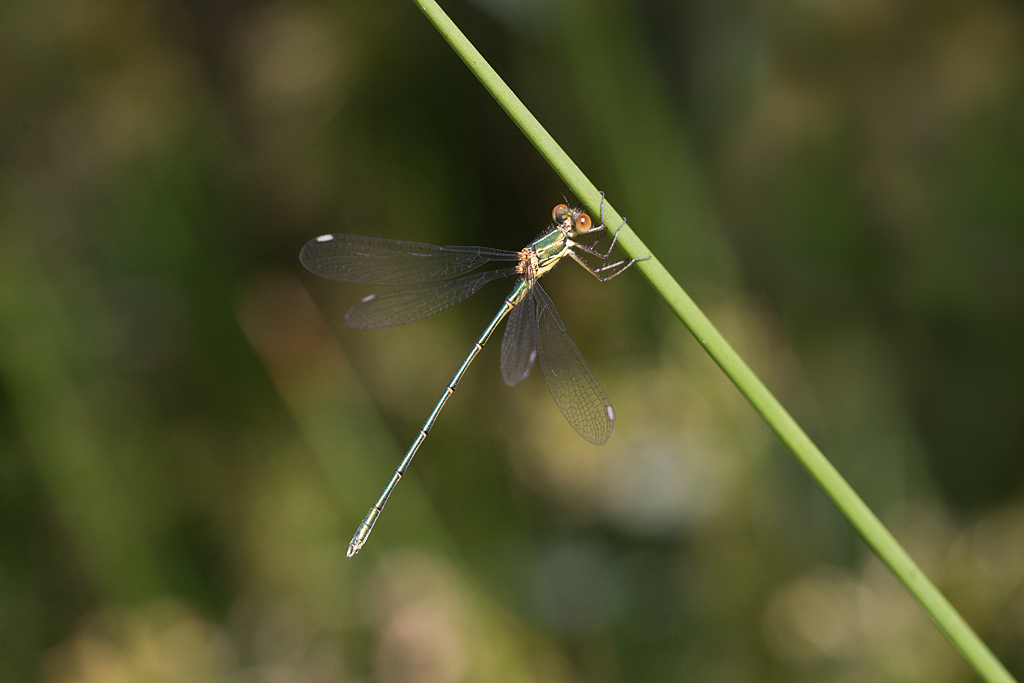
[301,199,645,556]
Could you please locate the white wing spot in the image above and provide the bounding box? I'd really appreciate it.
[529,350,537,364]
[361,293,377,303]
[316,234,334,242]
[606,405,615,421]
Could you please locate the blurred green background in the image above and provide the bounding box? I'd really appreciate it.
[2,0,1023,681]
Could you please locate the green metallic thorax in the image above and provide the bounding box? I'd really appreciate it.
[508,228,573,306]
[529,228,571,273]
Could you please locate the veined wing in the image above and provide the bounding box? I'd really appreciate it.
[534,284,614,444]
[301,234,520,286]
[345,267,518,329]
[500,281,538,387]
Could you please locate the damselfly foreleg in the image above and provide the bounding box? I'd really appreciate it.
[569,250,650,282]
[574,194,629,260]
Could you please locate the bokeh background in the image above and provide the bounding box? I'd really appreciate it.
[2,0,1023,681]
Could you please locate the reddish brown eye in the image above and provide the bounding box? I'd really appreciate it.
[552,204,569,222]
[576,213,592,233]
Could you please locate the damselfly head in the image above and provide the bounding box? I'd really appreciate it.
[552,204,593,235]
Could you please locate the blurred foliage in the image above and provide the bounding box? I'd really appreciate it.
[1,0,1022,681]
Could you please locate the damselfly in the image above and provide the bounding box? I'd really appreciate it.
[301,199,645,556]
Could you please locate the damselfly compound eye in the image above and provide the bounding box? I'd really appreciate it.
[575,213,592,233]
[553,204,570,222]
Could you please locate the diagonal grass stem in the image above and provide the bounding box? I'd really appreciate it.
[410,1,1016,681]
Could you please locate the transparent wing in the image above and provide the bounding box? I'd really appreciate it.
[534,284,614,444]
[345,267,518,329]
[500,282,538,387]
[301,234,520,287]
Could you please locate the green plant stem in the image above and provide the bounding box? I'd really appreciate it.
[412,1,1016,681]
